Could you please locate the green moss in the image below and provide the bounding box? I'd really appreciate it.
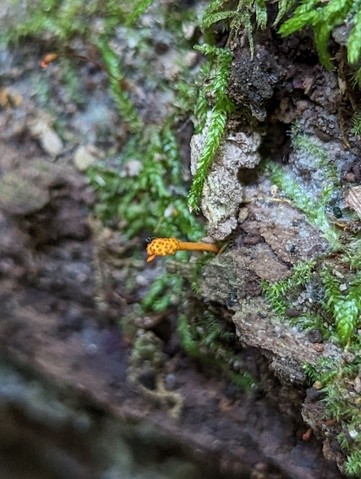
[263,249,361,473]
[187,45,234,212]
[262,259,316,314]
[264,123,344,248]
[321,268,361,345]
[189,0,360,213]
[200,0,361,109]
[124,0,154,26]
[0,0,125,45]
[263,118,361,475]
[343,239,361,269]
[88,125,204,241]
[266,161,340,247]
[345,450,361,478]
[202,0,269,53]
[304,354,361,477]
[186,0,271,210]
[82,15,205,314]
[263,255,361,346]
[96,37,143,132]
[351,110,361,138]
[279,0,361,83]
[141,269,184,313]
[263,120,361,345]
[178,311,256,391]
[3,0,206,315]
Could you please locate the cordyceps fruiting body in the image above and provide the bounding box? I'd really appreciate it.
[146,237,219,263]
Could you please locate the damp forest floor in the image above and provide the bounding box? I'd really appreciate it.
[0,5,347,479]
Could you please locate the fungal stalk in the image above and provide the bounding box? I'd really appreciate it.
[146,237,219,263]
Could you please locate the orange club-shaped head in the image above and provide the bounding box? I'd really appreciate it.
[39,52,59,70]
[146,238,180,263]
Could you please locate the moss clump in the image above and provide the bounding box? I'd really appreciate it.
[263,258,361,347]
[0,0,124,44]
[304,353,361,477]
[279,0,361,75]
[88,125,204,240]
[4,0,206,314]
[262,259,316,315]
[178,310,256,391]
[187,0,360,211]
[201,0,269,53]
[321,266,361,346]
[351,110,361,137]
[263,122,361,347]
[260,115,361,475]
[97,38,143,132]
[263,241,361,475]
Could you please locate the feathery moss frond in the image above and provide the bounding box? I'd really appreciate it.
[96,38,142,132]
[262,259,316,314]
[273,0,297,25]
[279,0,361,70]
[303,357,339,385]
[277,0,319,33]
[266,161,340,246]
[188,45,233,212]
[124,0,154,26]
[205,0,230,14]
[348,6,361,64]
[343,239,361,269]
[254,0,268,28]
[351,110,361,137]
[239,8,255,54]
[188,109,228,211]
[202,10,237,29]
[344,450,361,477]
[202,0,269,55]
[320,268,361,345]
[314,0,352,70]
[177,312,256,390]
